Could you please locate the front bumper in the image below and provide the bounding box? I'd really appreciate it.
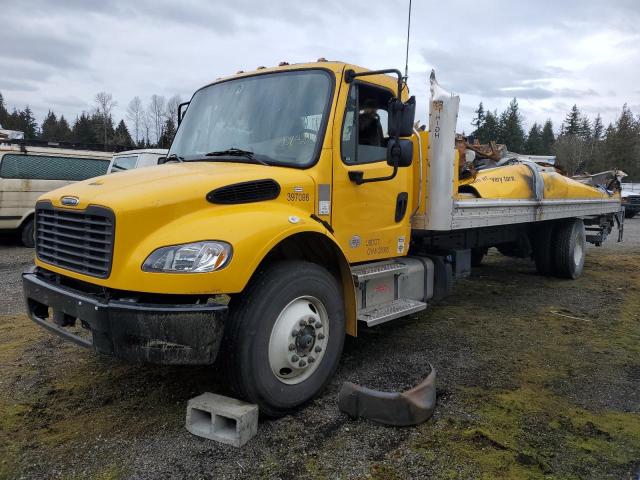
[22,269,227,365]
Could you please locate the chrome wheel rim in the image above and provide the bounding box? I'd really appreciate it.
[574,237,584,266]
[268,296,329,385]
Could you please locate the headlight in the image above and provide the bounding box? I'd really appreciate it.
[142,241,232,273]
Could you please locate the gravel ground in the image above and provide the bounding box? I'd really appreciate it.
[1,220,639,479]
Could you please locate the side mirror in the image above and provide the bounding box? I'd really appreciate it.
[388,96,416,137]
[157,156,167,165]
[387,138,413,167]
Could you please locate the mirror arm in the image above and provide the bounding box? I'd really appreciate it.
[345,69,403,99]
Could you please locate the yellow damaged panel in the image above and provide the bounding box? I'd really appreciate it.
[541,171,612,199]
[461,164,537,199]
[35,162,331,294]
[459,163,615,200]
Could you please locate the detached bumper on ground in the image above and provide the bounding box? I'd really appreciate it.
[338,366,436,426]
[22,269,227,365]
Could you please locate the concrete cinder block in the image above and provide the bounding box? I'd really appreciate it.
[186,392,258,447]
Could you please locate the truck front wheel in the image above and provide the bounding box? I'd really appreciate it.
[553,219,586,279]
[221,261,345,417]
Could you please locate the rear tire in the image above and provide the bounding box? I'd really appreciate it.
[553,219,586,279]
[533,222,556,276]
[20,218,35,248]
[220,261,345,417]
[625,210,637,219]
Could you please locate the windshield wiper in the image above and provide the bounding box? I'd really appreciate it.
[165,153,184,162]
[205,148,269,166]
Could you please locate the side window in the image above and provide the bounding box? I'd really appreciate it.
[0,154,109,180]
[110,155,138,172]
[341,87,357,164]
[341,83,393,165]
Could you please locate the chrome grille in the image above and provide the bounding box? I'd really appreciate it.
[628,195,640,205]
[35,203,115,278]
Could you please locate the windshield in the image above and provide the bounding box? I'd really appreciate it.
[169,69,333,167]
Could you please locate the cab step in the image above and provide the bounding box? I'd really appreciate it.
[358,298,427,327]
[351,261,408,284]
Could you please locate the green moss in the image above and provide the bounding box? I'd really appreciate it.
[369,464,404,480]
[92,465,125,480]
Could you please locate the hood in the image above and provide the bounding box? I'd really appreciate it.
[42,161,315,213]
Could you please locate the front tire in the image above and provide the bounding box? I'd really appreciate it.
[221,261,345,417]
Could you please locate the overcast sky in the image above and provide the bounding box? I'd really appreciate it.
[2,0,639,135]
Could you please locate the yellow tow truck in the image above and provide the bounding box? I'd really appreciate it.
[23,61,623,416]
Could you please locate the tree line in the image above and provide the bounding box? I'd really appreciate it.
[472,99,640,179]
[2,89,639,179]
[0,91,181,150]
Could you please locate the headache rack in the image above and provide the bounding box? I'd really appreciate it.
[35,202,115,278]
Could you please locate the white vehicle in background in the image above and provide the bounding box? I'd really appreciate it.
[621,182,640,218]
[107,148,168,173]
[0,140,112,246]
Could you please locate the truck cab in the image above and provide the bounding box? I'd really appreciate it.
[22,61,622,416]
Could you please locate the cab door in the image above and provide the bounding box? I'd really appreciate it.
[331,79,413,263]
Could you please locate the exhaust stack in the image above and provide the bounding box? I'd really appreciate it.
[425,71,460,230]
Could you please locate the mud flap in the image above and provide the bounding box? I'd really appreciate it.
[337,366,436,426]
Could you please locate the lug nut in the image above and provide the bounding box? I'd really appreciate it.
[315,322,322,328]
[317,333,325,340]
[298,360,307,367]
[291,355,299,362]
[299,319,306,326]
[292,329,298,337]
[288,343,296,351]
[315,346,322,353]
[308,357,315,363]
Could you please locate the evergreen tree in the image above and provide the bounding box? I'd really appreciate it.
[592,114,603,141]
[72,112,99,144]
[524,123,543,155]
[24,107,38,138]
[541,119,555,153]
[158,118,176,148]
[497,98,525,152]
[57,115,72,141]
[603,104,640,176]
[471,102,485,132]
[562,104,581,136]
[479,110,500,144]
[40,111,58,140]
[113,119,134,148]
[579,117,592,141]
[90,112,114,145]
[0,92,8,127]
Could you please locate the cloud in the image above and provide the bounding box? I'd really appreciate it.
[0,0,638,136]
[0,79,38,93]
[0,22,90,70]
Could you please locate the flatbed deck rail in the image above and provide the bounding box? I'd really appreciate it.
[412,198,621,230]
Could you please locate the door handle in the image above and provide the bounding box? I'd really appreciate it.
[395,192,409,222]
